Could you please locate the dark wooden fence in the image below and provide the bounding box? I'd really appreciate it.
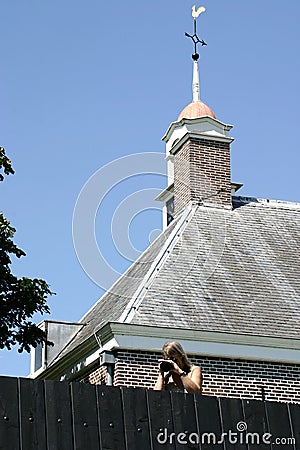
[0,376,299,450]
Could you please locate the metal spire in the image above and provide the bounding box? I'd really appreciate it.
[185,5,207,102]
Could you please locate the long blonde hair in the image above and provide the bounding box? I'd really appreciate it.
[162,341,192,373]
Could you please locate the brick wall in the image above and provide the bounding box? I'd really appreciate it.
[81,365,107,385]
[85,349,300,404]
[174,137,231,215]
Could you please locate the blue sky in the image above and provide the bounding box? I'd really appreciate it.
[1,0,299,376]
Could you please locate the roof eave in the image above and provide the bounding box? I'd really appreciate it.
[34,322,300,382]
[162,116,233,143]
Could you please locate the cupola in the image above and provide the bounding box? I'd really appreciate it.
[157,5,237,227]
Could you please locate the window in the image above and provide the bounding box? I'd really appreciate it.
[166,196,174,225]
[34,342,43,372]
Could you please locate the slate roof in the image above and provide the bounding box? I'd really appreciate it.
[50,196,300,366]
[132,197,300,337]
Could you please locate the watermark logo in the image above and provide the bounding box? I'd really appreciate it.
[236,421,247,432]
[72,152,227,298]
[156,422,295,446]
[72,152,166,292]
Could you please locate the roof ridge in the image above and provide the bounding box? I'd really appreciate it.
[76,219,178,325]
[118,203,197,323]
[234,196,300,211]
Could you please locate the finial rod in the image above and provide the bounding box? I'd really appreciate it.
[193,60,200,102]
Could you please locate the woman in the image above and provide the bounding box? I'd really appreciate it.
[154,341,202,394]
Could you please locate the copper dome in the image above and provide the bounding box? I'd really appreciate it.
[178,100,216,120]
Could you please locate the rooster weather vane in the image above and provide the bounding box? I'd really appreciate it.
[185,5,207,61]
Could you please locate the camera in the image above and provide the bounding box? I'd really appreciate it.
[159,357,176,372]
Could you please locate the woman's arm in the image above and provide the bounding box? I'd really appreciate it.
[154,372,165,390]
[171,366,201,394]
[180,366,201,394]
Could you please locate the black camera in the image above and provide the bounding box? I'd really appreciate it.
[159,357,177,372]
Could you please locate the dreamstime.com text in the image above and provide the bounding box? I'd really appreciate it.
[156,422,295,446]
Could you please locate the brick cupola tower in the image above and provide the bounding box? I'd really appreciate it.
[157,7,236,226]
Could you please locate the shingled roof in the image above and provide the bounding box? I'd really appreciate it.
[49,196,300,368]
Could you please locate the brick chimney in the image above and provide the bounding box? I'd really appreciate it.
[161,114,234,218]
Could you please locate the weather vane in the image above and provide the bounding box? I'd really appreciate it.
[185,5,207,61]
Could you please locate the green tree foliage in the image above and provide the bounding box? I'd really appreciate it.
[0,147,54,352]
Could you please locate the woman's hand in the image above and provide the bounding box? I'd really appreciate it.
[157,359,166,374]
[158,359,183,375]
[169,361,182,375]
[154,360,169,390]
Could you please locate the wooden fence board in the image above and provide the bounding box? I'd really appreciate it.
[71,382,100,450]
[243,399,270,450]
[0,377,298,450]
[147,390,175,450]
[195,395,223,450]
[289,403,300,449]
[97,385,126,450]
[265,401,294,450]
[170,392,199,450]
[219,397,246,450]
[121,387,151,450]
[0,376,20,450]
[44,380,73,450]
[18,378,47,450]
